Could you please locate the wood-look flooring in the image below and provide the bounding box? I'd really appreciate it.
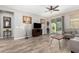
[0,35,70,53]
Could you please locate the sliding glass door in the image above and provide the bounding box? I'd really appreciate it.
[51,16,64,34]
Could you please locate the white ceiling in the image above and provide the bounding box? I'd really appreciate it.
[2,5,79,17]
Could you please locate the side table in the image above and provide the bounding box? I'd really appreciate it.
[3,29,12,39]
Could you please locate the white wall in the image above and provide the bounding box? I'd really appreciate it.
[63,14,71,30]
[13,9,79,38]
[0,13,1,37]
[0,6,43,40]
[13,11,42,40]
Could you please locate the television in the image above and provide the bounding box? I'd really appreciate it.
[34,23,41,28]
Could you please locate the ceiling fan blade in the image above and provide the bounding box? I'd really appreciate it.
[53,5,59,9]
[45,5,59,12]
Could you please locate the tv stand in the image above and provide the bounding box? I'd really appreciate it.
[32,28,42,37]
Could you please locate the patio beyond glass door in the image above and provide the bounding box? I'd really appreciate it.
[51,16,64,34]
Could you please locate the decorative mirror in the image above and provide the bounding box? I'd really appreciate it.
[3,16,11,28]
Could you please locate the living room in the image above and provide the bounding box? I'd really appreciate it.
[0,5,79,53]
[0,5,51,40]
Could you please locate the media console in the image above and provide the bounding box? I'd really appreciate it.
[32,29,42,37]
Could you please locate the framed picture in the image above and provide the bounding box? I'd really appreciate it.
[23,16,32,24]
[3,16,11,28]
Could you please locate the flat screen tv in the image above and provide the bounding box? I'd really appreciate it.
[34,23,41,28]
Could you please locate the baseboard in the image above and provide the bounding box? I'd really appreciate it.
[0,37,3,39]
[14,36,26,40]
[71,51,75,53]
[42,34,47,35]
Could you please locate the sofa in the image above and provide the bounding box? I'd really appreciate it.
[68,37,79,53]
[63,29,79,53]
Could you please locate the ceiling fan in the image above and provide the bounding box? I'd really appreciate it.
[46,5,59,12]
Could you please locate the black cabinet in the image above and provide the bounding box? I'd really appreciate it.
[32,29,42,37]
